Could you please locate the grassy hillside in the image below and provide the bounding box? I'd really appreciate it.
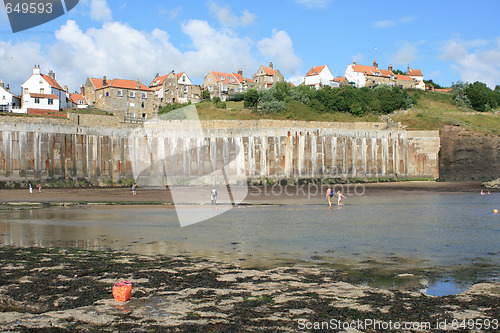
[186,91,500,135]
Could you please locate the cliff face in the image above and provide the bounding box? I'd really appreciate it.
[439,125,500,182]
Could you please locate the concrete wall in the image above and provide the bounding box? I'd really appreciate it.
[0,118,440,185]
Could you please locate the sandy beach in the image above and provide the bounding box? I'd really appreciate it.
[0,181,485,205]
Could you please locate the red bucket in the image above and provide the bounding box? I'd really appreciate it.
[112,281,132,302]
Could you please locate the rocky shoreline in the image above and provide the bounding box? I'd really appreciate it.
[0,246,499,332]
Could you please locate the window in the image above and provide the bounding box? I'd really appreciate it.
[40,88,44,94]
[117,89,123,97]
[106,92,109,97]
[34,98,40,104]
[24,88,28,94]
[182,76,186,82]
[2,96,5,100]
[39,80,43,85]
[142,92,147,99]
[48,99,53,105]
[129,91,135,98]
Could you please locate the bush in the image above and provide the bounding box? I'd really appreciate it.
[228,93,244,102]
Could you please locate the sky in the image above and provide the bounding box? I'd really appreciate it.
[1,0,500,95]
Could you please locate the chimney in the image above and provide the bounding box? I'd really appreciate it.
[373,60,378,68]
[0,79,3,88]
[155,73,159,78]
[388,64,393,71]
[407,64,411,73]
[64,85,68,92]
[269,61,273,69]
[48,70,55,80]
[81,84,85,95]
[103,76,107,86]
[353,61,357,65]
[136,79,140,89]
[238,69,243,76]
[6,84,9,92]
[33,65,41,75]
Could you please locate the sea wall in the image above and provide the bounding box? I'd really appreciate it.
[439,125,500,182]
[0,118,440,186]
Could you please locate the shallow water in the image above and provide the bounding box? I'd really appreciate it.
[1,192,499,295]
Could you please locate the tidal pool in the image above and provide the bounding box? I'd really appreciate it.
[1,192,498,295]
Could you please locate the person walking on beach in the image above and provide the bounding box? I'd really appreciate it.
[132,184,137,195]
[337,190,346,206]
[326,186,334,208]
[38,183,42,192]
[29,183,33,195]
[211,188,219,207]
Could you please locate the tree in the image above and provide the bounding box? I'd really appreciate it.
[201,90,211,100]
[466,81,497,112]
[451,81,471,108]
[243,88,259,109]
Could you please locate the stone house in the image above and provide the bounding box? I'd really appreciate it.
[202,70,253,101]
[253,62,284,90]
[150,71,201,105]
[0,80,21,112]
[84,76,156,119]
[345,61,422,90]
[21,66,70,112]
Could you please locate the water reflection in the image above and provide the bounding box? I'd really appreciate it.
[1,193,499,283]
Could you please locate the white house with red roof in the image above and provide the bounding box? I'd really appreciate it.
[304,65,335,89]
[21,66,70,112]
[253,62,285,90]
[202,69,253,101]
[0,80,21,112]
[150,71,201,104]
[407,66,424,82]
[69,92,89,109]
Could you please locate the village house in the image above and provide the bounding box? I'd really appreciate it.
[149,71,201,105]
[202,70,253,101]
[333,76,349,88]
[253,62,284,90]
[0,79,21,112]
[304,65,336,89]
[345,61,424,90]
[84,76,156,119]
[21,66,70,113]
[69,85,89,109]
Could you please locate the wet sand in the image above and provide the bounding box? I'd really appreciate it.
[0,181,485,205]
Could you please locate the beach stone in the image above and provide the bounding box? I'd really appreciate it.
[482,177,500,188]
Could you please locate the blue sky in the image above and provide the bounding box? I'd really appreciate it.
[1,0,500,94]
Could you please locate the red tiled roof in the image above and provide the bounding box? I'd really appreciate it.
[352,64,394,77]
[395,75,414,81]
[408,68,423,77]
[210,71,241,85]
[333,76,346,82]
[436,88,451,93]
[90,78,104,89]
[176,72,185,79]
[150,75,168,88]
[40,74,64,91]
[70,93,87,104]
[230,72,252,84]
[262,66,276,76]
[94,78,152,91]
[30,93,59,99]
[305,65,326,77]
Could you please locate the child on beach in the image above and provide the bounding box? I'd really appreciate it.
[337,191,346,206]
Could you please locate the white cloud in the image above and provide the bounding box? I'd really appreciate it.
[89,0,112,22]
[373,20,395,28]
[374,16,417,29]
[392,41,419,65]
[294,0,332,9]
[159,6,182,21]
[181,19,257,77]
[207,1,256,28]
[0,40,45,94]
[439,38,500,88]
[257,29,302,74]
